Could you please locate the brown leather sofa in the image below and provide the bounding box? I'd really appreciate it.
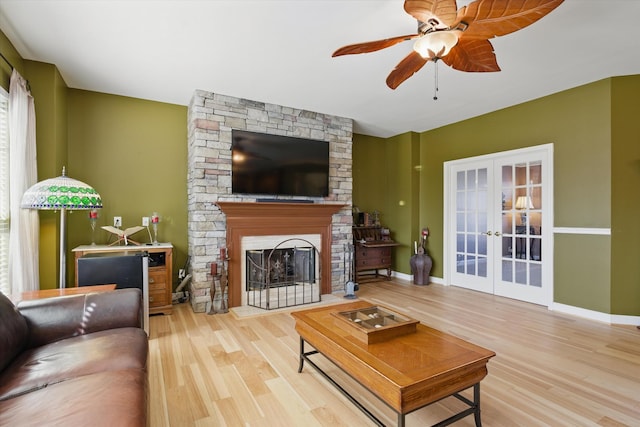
[0,288,148,426]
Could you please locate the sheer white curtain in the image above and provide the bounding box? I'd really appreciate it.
[8,69,39,294]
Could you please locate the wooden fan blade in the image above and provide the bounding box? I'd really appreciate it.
[441,38,500,72]
[457,0,564,39]
[386,51,430,89]
[404,0,458,28]
[332,34,419,57]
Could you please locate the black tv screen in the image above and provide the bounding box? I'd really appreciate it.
[231,129,329,198]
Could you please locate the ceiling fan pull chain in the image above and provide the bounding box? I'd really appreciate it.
[433,60,439,101]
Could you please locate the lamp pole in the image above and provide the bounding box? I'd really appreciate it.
[59,207,67,288]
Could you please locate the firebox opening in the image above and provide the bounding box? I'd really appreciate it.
[242,237,321,310]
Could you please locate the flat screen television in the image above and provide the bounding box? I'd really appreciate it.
[231,129,329,198]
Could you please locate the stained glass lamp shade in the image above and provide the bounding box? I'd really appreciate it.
[21,167,102,288]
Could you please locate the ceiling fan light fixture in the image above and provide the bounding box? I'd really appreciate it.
[413,31,458,59]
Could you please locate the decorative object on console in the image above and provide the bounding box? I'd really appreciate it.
[332,0,564,90]
[151,212,160,244]
[101,225,145,246]
[380,227,391,240]
[372,210,380,226]
[89,209,98,245]
[21,166,102,288]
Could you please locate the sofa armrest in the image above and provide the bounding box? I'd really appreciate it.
[17,288,143,348]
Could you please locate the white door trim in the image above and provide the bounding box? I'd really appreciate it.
[443,143,554,307]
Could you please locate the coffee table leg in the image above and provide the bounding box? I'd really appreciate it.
[298,337,305,373]
[398,412,405,427]
[474,383,482,427]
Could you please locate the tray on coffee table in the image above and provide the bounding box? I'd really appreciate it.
[332,305,418,344]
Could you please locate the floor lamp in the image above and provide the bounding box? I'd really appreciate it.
[21,167,102,289]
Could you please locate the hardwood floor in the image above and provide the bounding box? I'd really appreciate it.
[148,280,640,426]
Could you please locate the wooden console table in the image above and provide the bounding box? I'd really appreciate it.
[72,243,173,315]
[291,301,495,426]
[353,226,399,283]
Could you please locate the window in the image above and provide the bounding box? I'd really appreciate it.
[0,87,8,295]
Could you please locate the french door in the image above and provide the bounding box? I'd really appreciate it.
[444,145,553,306]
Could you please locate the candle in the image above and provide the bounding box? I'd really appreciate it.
[211,263,217,276]
[89,209,98,219]
[151,213,159,224]
[220,247,226,260]
[414,241,417,254]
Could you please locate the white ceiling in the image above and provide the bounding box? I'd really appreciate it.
[1,0,639,138]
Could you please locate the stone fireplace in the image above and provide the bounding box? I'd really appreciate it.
[187,91,353,312]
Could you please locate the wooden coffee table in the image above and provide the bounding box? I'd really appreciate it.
[291,301,495,427]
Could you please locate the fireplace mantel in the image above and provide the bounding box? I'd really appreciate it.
[217,201,346,307]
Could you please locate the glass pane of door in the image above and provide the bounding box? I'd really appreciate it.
[450,162,493,294]
[496,158,545,302]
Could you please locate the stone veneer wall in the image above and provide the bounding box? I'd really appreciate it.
[187,90,353,312]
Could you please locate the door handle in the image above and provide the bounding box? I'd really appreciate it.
[495,231,502,236]
[484,231,492,236]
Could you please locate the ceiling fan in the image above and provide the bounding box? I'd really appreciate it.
[332,0,565,90]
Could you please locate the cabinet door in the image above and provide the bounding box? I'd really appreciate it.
[148,269,167,308]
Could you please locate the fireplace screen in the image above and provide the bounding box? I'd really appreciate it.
[245,239,320,310]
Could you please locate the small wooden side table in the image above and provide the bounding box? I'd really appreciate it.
[17,284,117,302]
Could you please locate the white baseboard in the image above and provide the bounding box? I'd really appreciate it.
[392,271,412,282]
[429,276,444,285]
[552,302,640,326]
[391,271,444,285]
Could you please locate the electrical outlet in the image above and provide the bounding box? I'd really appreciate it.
[113,216,122,227]
[142,216,150,226]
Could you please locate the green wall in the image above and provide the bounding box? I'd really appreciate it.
[23,61,69,289]
[354,76,640,316]
[610,76,640,314]
[0,39,69,289]
[0,29,23,90]
[352,132,421,273]
[67,90,188,288]
[352,134,387,214]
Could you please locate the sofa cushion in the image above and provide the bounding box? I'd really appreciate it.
[0,293,28,373]
[0,368,147,427]
[0,327,147,401]
[18,289,143,348]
